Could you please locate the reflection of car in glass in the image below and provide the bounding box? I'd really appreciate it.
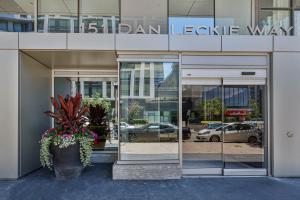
[198,123,224,135]
[120,122,135,130]
[196,123,260,143]
[122,123,178,142]
[182,127,191,140]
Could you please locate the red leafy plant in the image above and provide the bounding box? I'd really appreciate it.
[45,93,88,134]
[40,93,96,169]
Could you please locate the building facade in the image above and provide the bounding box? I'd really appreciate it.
[0,0,300,179]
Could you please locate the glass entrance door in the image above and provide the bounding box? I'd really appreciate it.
[182,84,223,175]
[182,79,267,175]
[223,85,266,175]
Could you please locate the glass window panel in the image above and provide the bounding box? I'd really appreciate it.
[260,0,290,8]
[121,0,168,34]
[295,11,300,35]
[84,81,103,98]
[169,0,214,35]
[182,85,223,169]
[120,62,179,160]
[79,0,119,33]
[294,0,300,8]
[38,0,78,33]
[0,0,34,32]
[258,10,291,34]
[215,0,252,35]
[223,85,265,169]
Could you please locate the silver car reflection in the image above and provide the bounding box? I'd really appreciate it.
[196,123,261,143]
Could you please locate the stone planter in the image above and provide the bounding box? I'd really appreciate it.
[51,143,83,180]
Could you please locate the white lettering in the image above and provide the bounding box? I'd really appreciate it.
[149,25,160,34]
[209,26,220,35]
[229,26,240,35]
[280,26,294,35]
[119,23,132,34]
[88,23,98,33]
[247,25,266,35]
[135,25,146,34]
[196,26,208,35]
[268,26,278,35]
[184,25,194,34]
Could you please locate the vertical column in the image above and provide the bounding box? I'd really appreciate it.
[103,81,107,98]
[80,80,84,97]
[139,62,145,97]
[130,70,135,97]
[0,50,19,179]
[150,62,155,98]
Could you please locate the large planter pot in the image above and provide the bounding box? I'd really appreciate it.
[51,143,83,180]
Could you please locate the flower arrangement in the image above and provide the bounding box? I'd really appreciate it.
[40,93,96,171]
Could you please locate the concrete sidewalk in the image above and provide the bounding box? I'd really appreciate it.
[0,164,300,200]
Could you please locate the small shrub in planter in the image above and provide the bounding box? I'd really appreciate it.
[40,93,96,180]
[82,93,111,149]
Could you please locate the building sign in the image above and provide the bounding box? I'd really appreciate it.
[225,109,249,116]
[83,22,293,36]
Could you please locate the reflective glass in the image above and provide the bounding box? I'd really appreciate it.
[121,0,168,34]
[0,0,34,32]
[38,0,78,33]
[168,0,214,35]
[260,0,290,8]
[120,62,179,160]
[182,85,223,169]
[79,0,119,33]
[223,85,266,169]
[294,0,300,8]
[54,77,118,150]
[259,10,291,34]
[215,0,252,35]
[295,11,300,35]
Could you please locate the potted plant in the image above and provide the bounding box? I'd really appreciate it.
[40,93,96,180]
[82,93,111,149]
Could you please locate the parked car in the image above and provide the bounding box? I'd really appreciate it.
[120,122,135,130]
[198,122,225,135]
[121,123,178,142]
[182,127,191,140]
[196,123,260,143]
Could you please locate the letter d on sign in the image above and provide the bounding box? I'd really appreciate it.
[119,23,132,34]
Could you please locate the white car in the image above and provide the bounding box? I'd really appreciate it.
[120,122,135,130]
[196,123,261,143]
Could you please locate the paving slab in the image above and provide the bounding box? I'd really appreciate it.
[0,164,300,200]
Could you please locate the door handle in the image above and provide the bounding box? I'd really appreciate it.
[286,131,294,138]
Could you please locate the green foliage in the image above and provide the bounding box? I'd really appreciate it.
[131,119,148,124]
[82,92,111,139]
[40,128,95,170]
[40,137,52,170]
[128,101,142,121]
[82,92,111,113]
[201,98,222,121]
[79,136,94,167]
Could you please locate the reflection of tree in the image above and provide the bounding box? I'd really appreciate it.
[248,100,260,119]
[202,98,222,121]
[128,101,142,121]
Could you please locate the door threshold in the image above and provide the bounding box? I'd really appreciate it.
[223,168,267,176]
[182,168,223,176]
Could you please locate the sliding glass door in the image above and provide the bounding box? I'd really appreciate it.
[182,78,267,175]
[182,84,223,174]
[223,85,266,173]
